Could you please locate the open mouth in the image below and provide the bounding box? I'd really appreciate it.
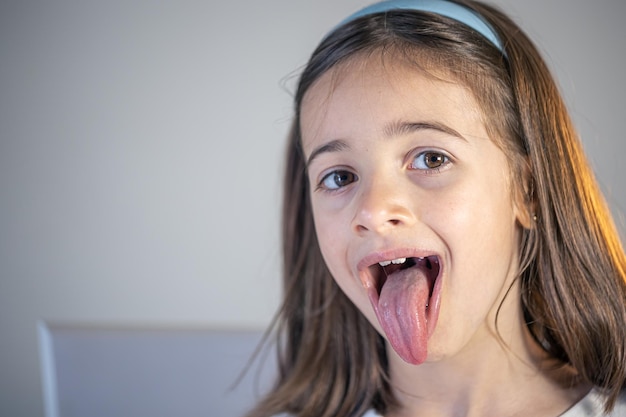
[368,255,440,305]
[361,253,443,364]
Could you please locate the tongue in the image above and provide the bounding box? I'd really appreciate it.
[373,266,429,365]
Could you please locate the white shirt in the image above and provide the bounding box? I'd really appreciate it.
[273,388,626,417]
[361,389,626,417]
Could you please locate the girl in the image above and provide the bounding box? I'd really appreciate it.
[247,1,626,416]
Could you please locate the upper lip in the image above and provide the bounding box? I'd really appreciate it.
[357,248,441,288]
[357,248,439,272]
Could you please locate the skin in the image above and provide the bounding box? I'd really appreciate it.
[300,55,587,417]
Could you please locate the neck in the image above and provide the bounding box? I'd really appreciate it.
[384,307,589,417]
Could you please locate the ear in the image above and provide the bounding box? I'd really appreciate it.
[513,160,536,229]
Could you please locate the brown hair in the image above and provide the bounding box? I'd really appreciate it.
[246,1,626,416]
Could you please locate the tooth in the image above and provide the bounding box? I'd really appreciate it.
[391,257,406,264]
[379,260,391,267]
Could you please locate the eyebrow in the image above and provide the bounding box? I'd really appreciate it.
[306,139,350,168]
[305,120,466,168]
[383,120,466,141]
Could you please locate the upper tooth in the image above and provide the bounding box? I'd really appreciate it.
[379,257,406,267]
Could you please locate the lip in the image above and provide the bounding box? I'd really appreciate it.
[357,247,445,348]
[357,248,440,288]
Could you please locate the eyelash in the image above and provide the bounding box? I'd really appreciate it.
[409,150,451,173]
[315,150,452,192]
[317,169,358,192]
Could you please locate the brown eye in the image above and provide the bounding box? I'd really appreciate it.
[425,152,445,168]
[320,170,358,190]
[411,151,448,171]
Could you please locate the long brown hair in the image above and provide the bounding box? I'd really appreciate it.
[245,1,626,416]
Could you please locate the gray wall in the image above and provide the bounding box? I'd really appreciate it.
[1,1,624,416]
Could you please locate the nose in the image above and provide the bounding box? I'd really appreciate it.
[352,175,417,235]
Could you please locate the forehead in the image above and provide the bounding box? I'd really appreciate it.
[300,53,485,153]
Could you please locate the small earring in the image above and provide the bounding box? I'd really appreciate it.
[532,213,537,222]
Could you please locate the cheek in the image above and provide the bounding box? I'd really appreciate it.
[430,169,519,271]
[312,205,375,314]
[312,202,373,315]
[311,202,347,271]
[438,177,519,293]
[436,163,516,234]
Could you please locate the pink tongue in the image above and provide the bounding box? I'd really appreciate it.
[374,267,429,364]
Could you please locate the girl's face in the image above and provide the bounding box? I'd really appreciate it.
[301,56,527,365]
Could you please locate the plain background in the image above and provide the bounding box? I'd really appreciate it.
[1,1,624,416]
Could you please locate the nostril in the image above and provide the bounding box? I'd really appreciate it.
[354,218,403,234]
[352,192,416,233]
[353,216,406,234]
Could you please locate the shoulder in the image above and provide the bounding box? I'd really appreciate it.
[562,389,626,417]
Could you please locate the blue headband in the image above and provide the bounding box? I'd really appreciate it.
[333,0,504,53]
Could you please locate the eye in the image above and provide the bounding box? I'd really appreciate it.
[410,151,449,171]
[318,170,358,191]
